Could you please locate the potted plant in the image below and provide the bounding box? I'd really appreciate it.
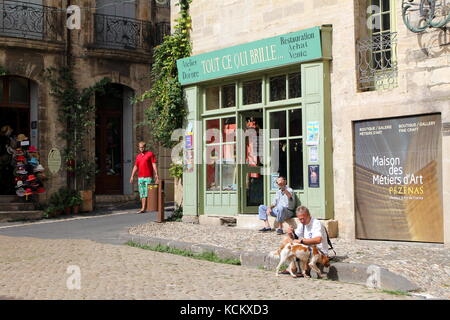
[70,191,82,214]
[46,189,66,217]
[58,187,72,215]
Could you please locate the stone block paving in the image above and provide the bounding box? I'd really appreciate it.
[129,222,450,299]
[0,235,416,300]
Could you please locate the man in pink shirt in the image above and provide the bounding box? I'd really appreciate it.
[129,141,159,213]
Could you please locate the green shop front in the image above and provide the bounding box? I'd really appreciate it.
[178,26,334,221]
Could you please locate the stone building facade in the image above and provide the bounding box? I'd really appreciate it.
[173,0,450,246]
[0,0,174,210]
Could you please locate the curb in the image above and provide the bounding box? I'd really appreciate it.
[122,233,420,293]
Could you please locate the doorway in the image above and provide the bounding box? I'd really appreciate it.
[239,110,264,213]
[95,84,124,194]
[0,76,32,195]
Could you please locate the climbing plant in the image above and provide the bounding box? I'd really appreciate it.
[44,66,111,190]
[136,0,192,148]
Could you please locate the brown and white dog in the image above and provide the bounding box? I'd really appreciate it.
[270,237,330,278]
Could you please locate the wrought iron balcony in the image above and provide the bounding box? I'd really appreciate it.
[357,32,398,91]
[0,0,62,41]
[93,13,153,51]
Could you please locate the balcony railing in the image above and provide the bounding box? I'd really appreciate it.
[0,0,62,41]
[357,32,398,91]
[93,13,154,51]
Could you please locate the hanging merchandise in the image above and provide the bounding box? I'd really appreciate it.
[11,139,46,200]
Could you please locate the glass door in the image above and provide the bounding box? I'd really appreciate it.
[239,110,264,213]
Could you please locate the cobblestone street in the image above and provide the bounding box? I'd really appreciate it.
[0,235,417,300]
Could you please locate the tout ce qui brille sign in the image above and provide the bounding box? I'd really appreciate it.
[177,26,323,85]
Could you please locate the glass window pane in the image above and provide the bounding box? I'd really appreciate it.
[9,77,29,104]
[222,117,236,143]
[222,143,236,191]
[222,143,236,163]
[205,119,220,144]
[289,139,304,190]
[244,116,263,166]
[371,0,380,7]
[206,145,220,191]
[206,86,220,110]
[243,79,262,105]
[289,109,302,137]
[269,75,286,101]
[382,13,390,31]
[270,140,287,179]
[270,110,286,138]
[222,163,237,191]
[222,84,236,108]
[246,173,264,205]
[381,0,390,12]
[373,15,381,33]
[288,72,301,98]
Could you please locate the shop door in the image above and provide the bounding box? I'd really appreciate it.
[239,111,264,213]
[95,86,123,194]
[0,76,31,195]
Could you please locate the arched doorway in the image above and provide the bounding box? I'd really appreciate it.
[0,76,37,195]
[95,83,134,195]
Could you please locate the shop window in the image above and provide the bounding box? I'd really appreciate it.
[269,75,286,102]
[289,109,302,137]
[206,86,220,111]
[205,116,237,191]
[205,118,220,144]
[222,84,236,108]
[269,110,286,138]
[205,83,236,111]
[269,108,304,190]
[243,79,262,105]
[288,72,301,98]
[289,139,304,190]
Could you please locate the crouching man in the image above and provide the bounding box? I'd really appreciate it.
[283,206,329,276]
[287,206,329,255]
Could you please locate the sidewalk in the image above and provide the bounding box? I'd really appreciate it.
[126,221,450,300]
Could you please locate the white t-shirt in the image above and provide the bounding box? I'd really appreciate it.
[294,217,329,255]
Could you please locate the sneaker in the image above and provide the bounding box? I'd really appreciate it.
[276,228,284,235]
[258,227,272,232]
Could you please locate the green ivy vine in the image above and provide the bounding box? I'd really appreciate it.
[44,66,111,190]
[136,0,192,148]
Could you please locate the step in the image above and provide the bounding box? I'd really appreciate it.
[234,214,339,238]
[0,195,18,203]
[0,210,44,223]
[95,194,138,204]
[0,203,35,211]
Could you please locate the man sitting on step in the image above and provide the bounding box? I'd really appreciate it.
[258,176,295,235]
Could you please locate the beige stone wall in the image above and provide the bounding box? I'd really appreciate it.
[179,0,450,244]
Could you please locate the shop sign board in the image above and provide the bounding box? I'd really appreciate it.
[177,26,322,85]
[48,148,62,174]
[354,114,443,243]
